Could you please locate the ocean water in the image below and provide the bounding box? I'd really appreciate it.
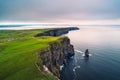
[60,26,120,80]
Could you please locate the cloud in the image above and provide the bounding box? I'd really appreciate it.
[0,0,120,23]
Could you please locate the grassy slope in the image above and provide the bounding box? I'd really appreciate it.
[0,29,59,80]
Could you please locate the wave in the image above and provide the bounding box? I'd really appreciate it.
[82,53,92,56]
[60,65,64,71]
[75,49,92,56]
[73,66,80,80]
[75,49,84,53]
[73,66,80,72]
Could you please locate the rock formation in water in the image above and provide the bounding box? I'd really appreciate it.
[34,27,79,37]
[85,49,89,57]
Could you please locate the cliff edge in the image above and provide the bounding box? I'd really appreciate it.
[37,37,74,78]
[35,27,79,79]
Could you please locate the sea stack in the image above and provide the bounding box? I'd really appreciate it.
[85,49,89,57]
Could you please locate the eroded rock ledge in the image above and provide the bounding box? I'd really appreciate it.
[37,37,75,78]
[34,27,79,37]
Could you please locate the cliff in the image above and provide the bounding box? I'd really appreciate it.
[34,27,79,37]
[0,28,78,80]
[35,27,79,79]
[36,37,75,78]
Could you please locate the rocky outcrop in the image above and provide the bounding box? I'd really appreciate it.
[34,27,79,37]
[37,37,75,78]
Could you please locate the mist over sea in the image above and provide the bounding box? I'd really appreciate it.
[0,24,77,30]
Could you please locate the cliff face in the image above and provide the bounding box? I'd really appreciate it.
[37,37,75,78]
[35,27,78,78]
[34,27,79,37]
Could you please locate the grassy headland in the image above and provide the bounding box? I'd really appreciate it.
[0,29,59,80]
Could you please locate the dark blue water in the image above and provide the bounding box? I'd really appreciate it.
[61,26,120,80]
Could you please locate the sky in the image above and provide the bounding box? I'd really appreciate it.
[0,0,120,25]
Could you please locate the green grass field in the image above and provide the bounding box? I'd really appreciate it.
[0,29,59,80]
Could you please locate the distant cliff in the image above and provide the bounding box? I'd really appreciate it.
[34,27,79,37]
[37,37,75,78]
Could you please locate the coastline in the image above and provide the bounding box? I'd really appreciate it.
[0,27,79,80]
